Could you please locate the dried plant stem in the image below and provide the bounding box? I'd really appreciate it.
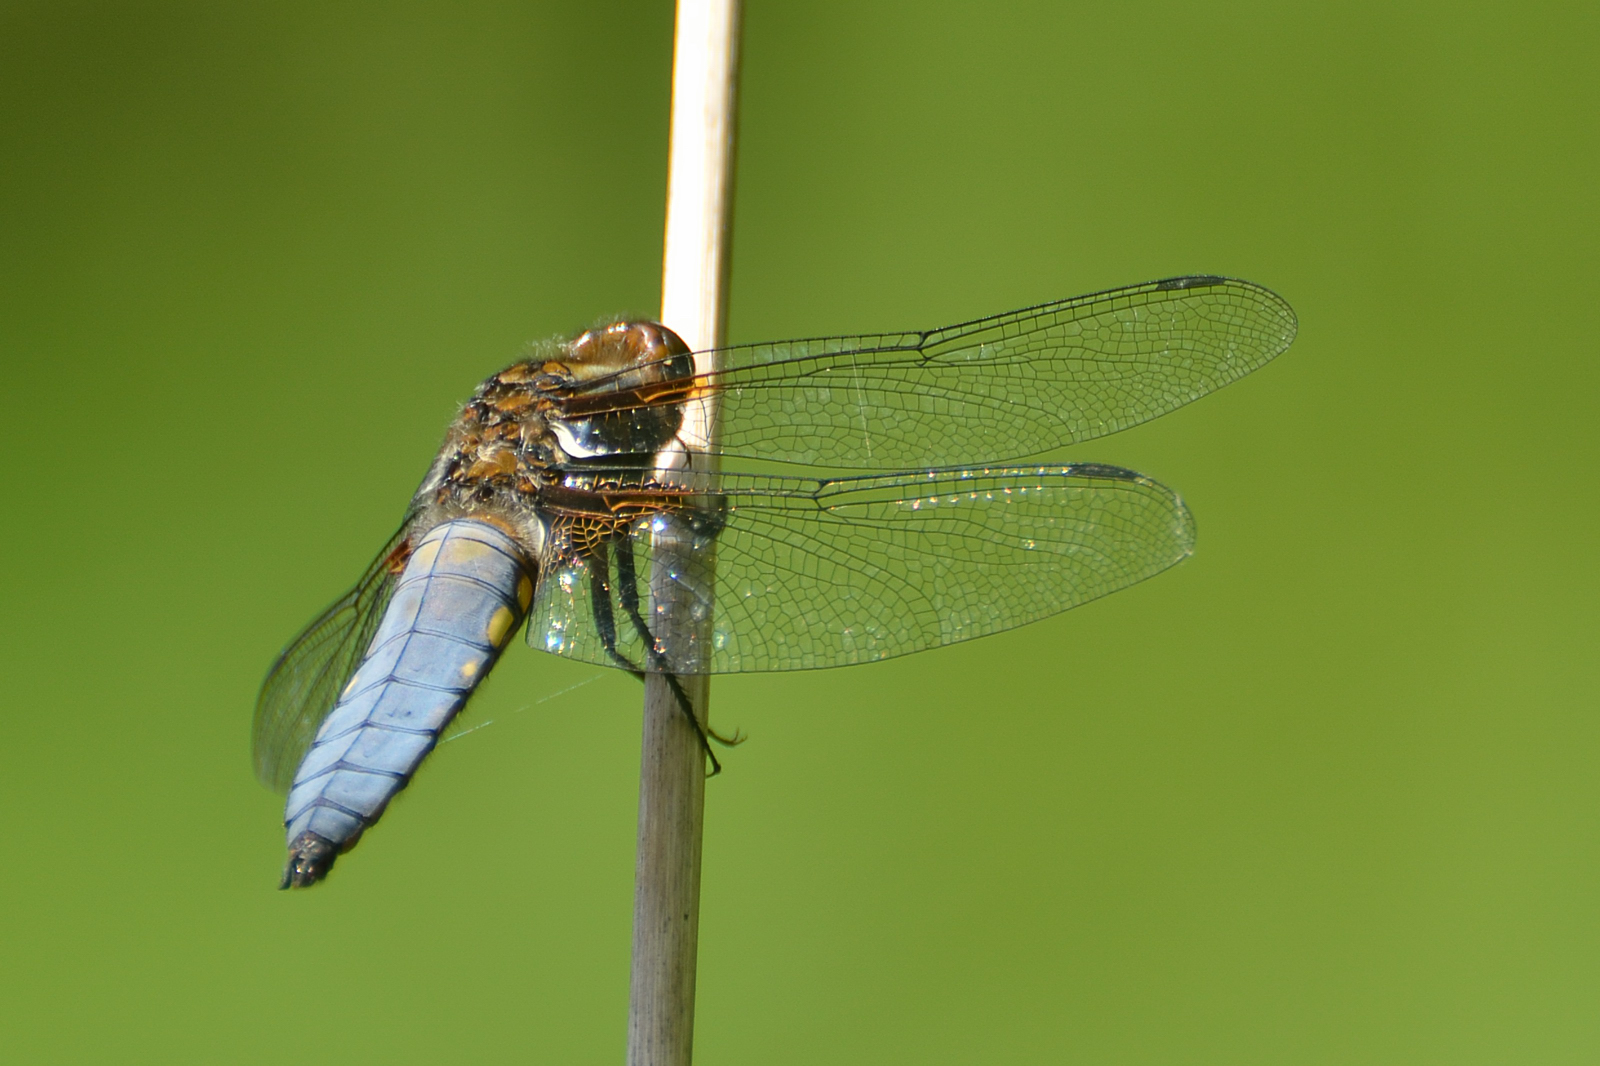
[627,2,741,1064]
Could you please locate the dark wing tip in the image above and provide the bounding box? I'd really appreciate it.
[280,831,340,889]
[1062,461,1143,481]
[1063,461,1198,555]
[1154,274,1229,290]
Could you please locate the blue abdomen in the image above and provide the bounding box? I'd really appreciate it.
[281,519,534,887]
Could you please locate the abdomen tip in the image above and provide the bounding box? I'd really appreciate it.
[280,831,339,889]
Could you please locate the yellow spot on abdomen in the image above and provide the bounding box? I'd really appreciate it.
[517,575,533,610]
[461,658,482,680]
[486,605,516,647]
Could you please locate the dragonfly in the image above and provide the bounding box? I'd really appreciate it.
[254,274,1297,888]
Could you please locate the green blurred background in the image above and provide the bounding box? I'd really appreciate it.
[2,1,1595,1062]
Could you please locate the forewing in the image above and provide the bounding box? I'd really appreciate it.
[525,465,1196,674]
[558,276,1296,469]
[252,529,407,792]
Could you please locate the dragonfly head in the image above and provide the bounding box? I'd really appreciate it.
[545,321,697,461]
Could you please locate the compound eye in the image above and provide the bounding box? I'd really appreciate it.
[567,321,694,386]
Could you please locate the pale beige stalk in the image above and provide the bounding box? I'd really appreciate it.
[627,1,741,1064]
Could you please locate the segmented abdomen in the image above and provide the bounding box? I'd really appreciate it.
[281,519,534,888]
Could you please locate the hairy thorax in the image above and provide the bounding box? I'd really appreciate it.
[406,320,696,565]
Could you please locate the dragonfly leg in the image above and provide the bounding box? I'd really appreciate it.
[586,542,646,680]
[611,536,739,774]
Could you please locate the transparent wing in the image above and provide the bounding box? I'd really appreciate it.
[559,276,1296,470]
[526,464,1196,674]
[252,528,408,793]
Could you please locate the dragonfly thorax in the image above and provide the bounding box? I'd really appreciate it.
[406,319,699,557]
